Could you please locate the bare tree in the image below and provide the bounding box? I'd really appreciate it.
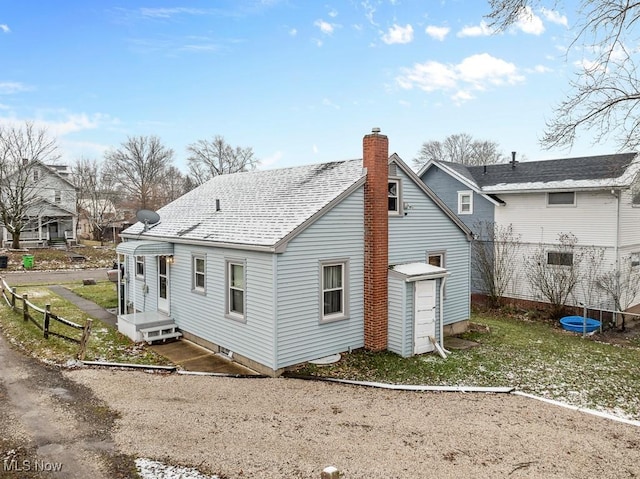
[73,157,120,244]
[155,166,188,206]
[104,135,174,211]
[0,122,60,248]
[413,133,506,169]
[186,135,259,186]
[472,222,522,307]
[524,233,585,318]
[595,254,640,330]
[486,1,640,151]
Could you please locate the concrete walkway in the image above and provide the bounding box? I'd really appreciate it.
[48,285,118,327]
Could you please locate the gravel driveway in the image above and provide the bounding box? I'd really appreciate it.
[67,369,640,479]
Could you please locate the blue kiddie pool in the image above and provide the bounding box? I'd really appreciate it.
[560,316,601,333]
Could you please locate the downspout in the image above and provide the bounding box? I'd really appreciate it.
[614,189,621,271]
[439,275,448,350]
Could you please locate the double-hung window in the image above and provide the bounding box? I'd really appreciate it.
[227,261,245,319]
[458,191,473,214]
[388,180,400,214]
[321,260,349,321]
[193,255,206,292]
[135,256,144,278]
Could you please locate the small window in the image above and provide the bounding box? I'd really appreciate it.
[193,255,205,292]
[321,260,349,321]
[428,253,445,268]
[227,261,245,319]
[135,256,144,277]
[54,190,61,203]
[548,251,573,266]
[388,180,400,213]
[548,192,576,206]
[458,191,473,215]
[631,252,640,268]
[33,170,38,181]
[632,186,640,206]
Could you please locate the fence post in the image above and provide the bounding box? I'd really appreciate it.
[11,287,16,309]
[22,294,28,322]
[77,319,93,360]
[44,304,50,339]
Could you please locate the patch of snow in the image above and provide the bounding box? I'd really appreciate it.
[135,458,218,479]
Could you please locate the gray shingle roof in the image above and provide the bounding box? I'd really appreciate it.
[124,159,365,247]
[466,153,639,190]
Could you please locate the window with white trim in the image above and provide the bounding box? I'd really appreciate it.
[458,191,473,215]
[427,252,445,268]
[388,180,400,213]
[631,252,640,268]
[193,255,206,292]
[547,251,573,266]
[321,261,349,321]
[547,191,576,206]
[54,190,61,203]
[227,261,245,319]
[632,185,640,206]
[135,256,144,277]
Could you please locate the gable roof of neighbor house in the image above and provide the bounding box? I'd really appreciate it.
[121,154,471,252]
[420,152,640,194]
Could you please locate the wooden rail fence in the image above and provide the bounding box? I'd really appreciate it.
[0,277,92,360]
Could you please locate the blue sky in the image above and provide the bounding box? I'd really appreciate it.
[0,0,618,171]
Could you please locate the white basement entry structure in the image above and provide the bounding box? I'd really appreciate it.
[387,263,449,357]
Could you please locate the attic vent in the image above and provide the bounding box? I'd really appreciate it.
[388,163,397,176]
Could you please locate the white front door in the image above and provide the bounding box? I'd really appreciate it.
[158,256,169,313]
[414,280,436,354]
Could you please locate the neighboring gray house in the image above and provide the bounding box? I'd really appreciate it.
[116,130,472,376]
[419,159,504,293]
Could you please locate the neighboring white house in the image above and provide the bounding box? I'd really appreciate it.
[1,161,78,248]
[115,130,473,376]
[423,153,640,310]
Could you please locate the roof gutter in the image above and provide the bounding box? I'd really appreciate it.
[119,234,280,253]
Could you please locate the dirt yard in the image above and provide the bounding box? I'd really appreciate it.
[67,369,640,479]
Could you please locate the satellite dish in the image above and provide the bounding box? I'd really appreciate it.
[136,209,160,231]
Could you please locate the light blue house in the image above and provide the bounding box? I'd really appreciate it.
[116,130,472,376]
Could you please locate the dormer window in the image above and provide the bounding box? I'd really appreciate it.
[388,180,400,214]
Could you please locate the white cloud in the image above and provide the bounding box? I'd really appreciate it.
[261,150,282,168]
[312,144,318,154]
[531,64,552,73]
[515,6,545,35]
[396,53,524,102]
[382,24,414,44]
[139,7,209,18]
[289,28,297,36]
[457,20,493,38]
[314,19,335,35]
[361,0,377,26]
[541,8,568,27]
[328,9,338,18]
[425,25,449,41]
[322,98,340,109]
[0,82,29,94]
[0,24,10,34]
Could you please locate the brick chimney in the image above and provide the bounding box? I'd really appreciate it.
[363,128,389,351]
